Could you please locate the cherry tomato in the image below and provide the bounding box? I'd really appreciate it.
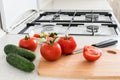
[19,36,38,51]
[83,45,102,62]
[57,36,77,55]
[33,33,40,38]
[40,43,62,61]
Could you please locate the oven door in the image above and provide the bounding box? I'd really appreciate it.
[0,14,2,29]
[0,0,38,33]
[0,13,6,37]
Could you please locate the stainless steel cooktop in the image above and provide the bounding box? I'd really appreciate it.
[18,10,120,36]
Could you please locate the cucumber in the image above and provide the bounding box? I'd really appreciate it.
[6,53,35,72]
[4,44,36,61]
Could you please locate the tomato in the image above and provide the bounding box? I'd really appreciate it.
[40,43,62,61]
[57,36,77,55]
[33,33,40,38]
[19,36,38,51]
[83,45,102,62]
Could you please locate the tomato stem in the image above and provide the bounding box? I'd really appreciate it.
[24,35,30,40]
[64,35,69,40]
[49,37,58,45]
[46,32,58,45]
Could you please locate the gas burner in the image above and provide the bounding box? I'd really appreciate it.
[54,14,60,18]
[41,24,55,33]
[86,25,99,33]
[85,14,99,21]
[53,14,60,20]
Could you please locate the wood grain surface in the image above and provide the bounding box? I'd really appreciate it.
[38,48,120,79]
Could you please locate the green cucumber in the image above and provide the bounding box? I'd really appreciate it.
[6,53,35,72]
[4,44,36,61]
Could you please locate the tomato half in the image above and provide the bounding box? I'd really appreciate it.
[40,43,62,61]
[19,36,38,51]
[83,45,102,62]
[57,36,77,55]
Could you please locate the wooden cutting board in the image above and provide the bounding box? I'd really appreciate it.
[37,48,120,79]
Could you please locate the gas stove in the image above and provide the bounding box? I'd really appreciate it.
[17,10,120,36]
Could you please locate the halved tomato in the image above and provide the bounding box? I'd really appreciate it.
[83,45,102,62]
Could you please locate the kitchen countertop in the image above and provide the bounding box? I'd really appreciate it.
[0,34,120,80]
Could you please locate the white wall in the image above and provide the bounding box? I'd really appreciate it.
[1,0,37,30]
[38,0,53,9]
[38,0,112,10]
[108,0,120,23]
[52,0,111,10]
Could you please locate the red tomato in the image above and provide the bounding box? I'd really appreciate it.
[19,36,38,51]
[33,34,40,38]
[40,43,62,61]
[57,36,77,55]
[83,46,102,62]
